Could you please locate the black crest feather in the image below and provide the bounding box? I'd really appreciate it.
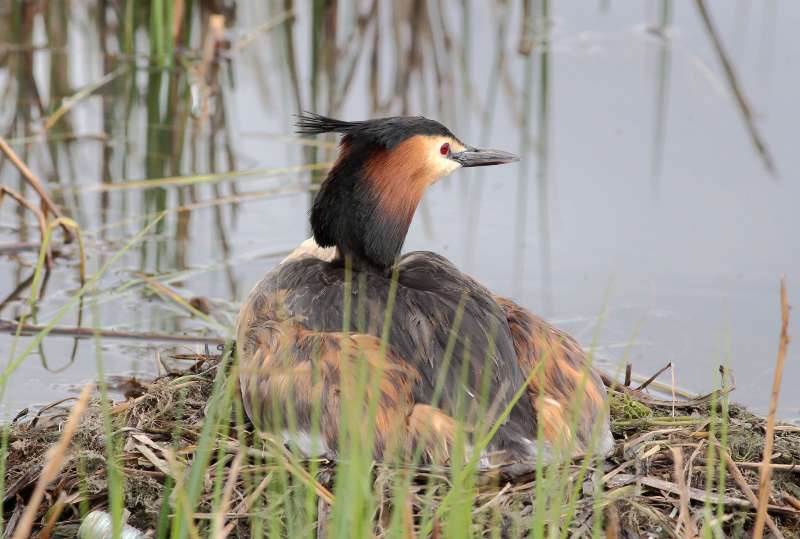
[295,112,363,136]
[295,112,457,149]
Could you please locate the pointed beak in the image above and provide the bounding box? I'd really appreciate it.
[451,147,519,167]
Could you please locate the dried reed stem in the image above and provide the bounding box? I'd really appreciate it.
[710,437,785,539]
[212,451,244,539]
[0,135,73,242]
[670,362,676,417]
[753,277,790,539]
[670,447,695,538]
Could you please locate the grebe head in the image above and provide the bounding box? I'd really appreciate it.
[297,113,518,272]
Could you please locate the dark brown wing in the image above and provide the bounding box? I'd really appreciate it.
[494,297,613,456]
[237,251,541,463]
[238,319,463,462]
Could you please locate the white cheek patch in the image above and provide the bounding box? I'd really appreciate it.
[437,157,461,178]
[429,140,464,182]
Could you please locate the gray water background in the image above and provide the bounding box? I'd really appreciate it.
[0,1,798,422]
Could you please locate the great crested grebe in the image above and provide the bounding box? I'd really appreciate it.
[237,113,612,465]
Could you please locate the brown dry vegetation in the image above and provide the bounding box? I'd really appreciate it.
[3,351,799,538]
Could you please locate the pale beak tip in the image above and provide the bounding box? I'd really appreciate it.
[453,148,520,167]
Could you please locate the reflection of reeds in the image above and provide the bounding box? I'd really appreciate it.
[512,49,533,299]
[694,0,777,176]
[1,0,492,294]
[649,0,671,200]
[2,5,797,535]
[464,1,511,271]
[535,0,553,315]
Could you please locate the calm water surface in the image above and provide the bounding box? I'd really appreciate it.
[1,1,798,422]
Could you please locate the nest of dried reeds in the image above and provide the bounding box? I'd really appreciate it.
[3,351,799,538]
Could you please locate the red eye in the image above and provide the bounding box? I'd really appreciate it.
[440,142,450,155]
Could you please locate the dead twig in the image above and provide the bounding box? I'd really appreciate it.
[635,362,672,391]
[784,494,800,512]
[697,457,798,473]
[605,473,799,515]
[0,319,225,344]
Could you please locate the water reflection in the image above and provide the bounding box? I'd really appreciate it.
[535,7,553,315]
[694,0,776,175]
[648,0,671,200]
[0,1,798,421]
